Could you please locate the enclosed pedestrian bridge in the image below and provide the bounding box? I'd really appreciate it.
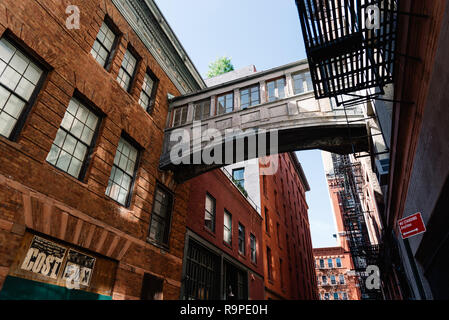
[159,60,369,182]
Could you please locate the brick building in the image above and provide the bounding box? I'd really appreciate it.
[313,247,361,300]
[181,168,264,300]
[260,152,317,300]
[0,0,205,299]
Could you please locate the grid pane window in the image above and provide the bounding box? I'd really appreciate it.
[322,276,327,284]
[293,72,313,94]
[336,257,342,267]
[216,92,233,115]
[90,22,116,68]
[224,211,232,245]
[117,49,137,91]
[328,258,333,268]
[105,137,139,206]
[331,275,336,284]
[0,38,43,138]
[267,78,285,102]
[148,186,173,246]
[339,274,345,284]
[205,194,216,232]
[267,247,273,280]
[139,72,157,112]
[238,223,245,254]
[172,106,188,127]
[342,292,348,300]
[240,85,260,109]
[334,292,339,300]
[250,234,256,263]
[46,98,99,178]
[232,168,244,188]
[193,99,211,121]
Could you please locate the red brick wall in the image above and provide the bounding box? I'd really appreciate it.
[186,169,264,299]
[0,0,191,299]
[260,153,317,300]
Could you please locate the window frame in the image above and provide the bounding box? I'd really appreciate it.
[336,257,342,268]
[232,168,245,188]
[91,16,120,71]
[267,246,273,281]
[204,193,216,233]
[171,105,188,127]
[250,233,257,264]
[292,71,313,95]
[117,46,140,93]
[105,132,141,208]
[215,91,234,115]
[328,258,333,268]
[46,93,103,181]
[147,183,174,248]
[238,223,245,255]
[193,98,211,121]
[139,68,159,114]
[266,76,286,102]
[239,84,260,109]
[223,210,232,245]
[0,34,49,141]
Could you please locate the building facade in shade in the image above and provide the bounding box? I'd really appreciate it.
[181,168,264,300]
[227,153,317,300]
[313,247,361,300]
[322,152,383,299]
[0,0,205,299]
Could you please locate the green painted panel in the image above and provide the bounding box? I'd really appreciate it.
[0,276,112,300]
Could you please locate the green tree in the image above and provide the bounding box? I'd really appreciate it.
[206,56,234,78]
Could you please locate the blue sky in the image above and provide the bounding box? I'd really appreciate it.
[155,0,338,248]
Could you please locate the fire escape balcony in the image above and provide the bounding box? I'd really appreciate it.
[295,0,398,102]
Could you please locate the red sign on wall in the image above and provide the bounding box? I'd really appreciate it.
[398,212,426,239]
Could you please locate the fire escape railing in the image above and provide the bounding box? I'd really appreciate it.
[295,0,398,103]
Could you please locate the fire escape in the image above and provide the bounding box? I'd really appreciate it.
[331,154,381,299]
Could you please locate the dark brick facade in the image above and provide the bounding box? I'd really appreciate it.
[261,153,317,300]
[0,0,193,299]
[184,169,264,300]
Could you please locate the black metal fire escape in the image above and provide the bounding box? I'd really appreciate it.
[331,154,381,299]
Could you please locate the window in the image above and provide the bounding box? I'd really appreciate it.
[342,292,348,300]
[328,258,333,268]
[139,71,158,113]
[0,38,44,139]
[204,194,216,232]
[172,105,188,127]
[324,293,330,300]
[292,72,313,94]
[319,259,325,268]
[105,136,139,206]
[264,207,270,233]
[250,234,256,263]
[330,275,336,285]
[267,247,273,280]
[224,210,232,245]
[266,77,285,102]
[46,98,99,179]
[238,223,245,254]
[339,274,345,285]
[193,98,211,121]
[117,49,138,91]
[336,257,342,268]
[148,185,173,247]
[141,273,164,300]
[216,92,233,115]
[232,168,244,188]
[240,85,260,109]
[321,275,327,284]
[90,20,117,68]
[333,292,339,300]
